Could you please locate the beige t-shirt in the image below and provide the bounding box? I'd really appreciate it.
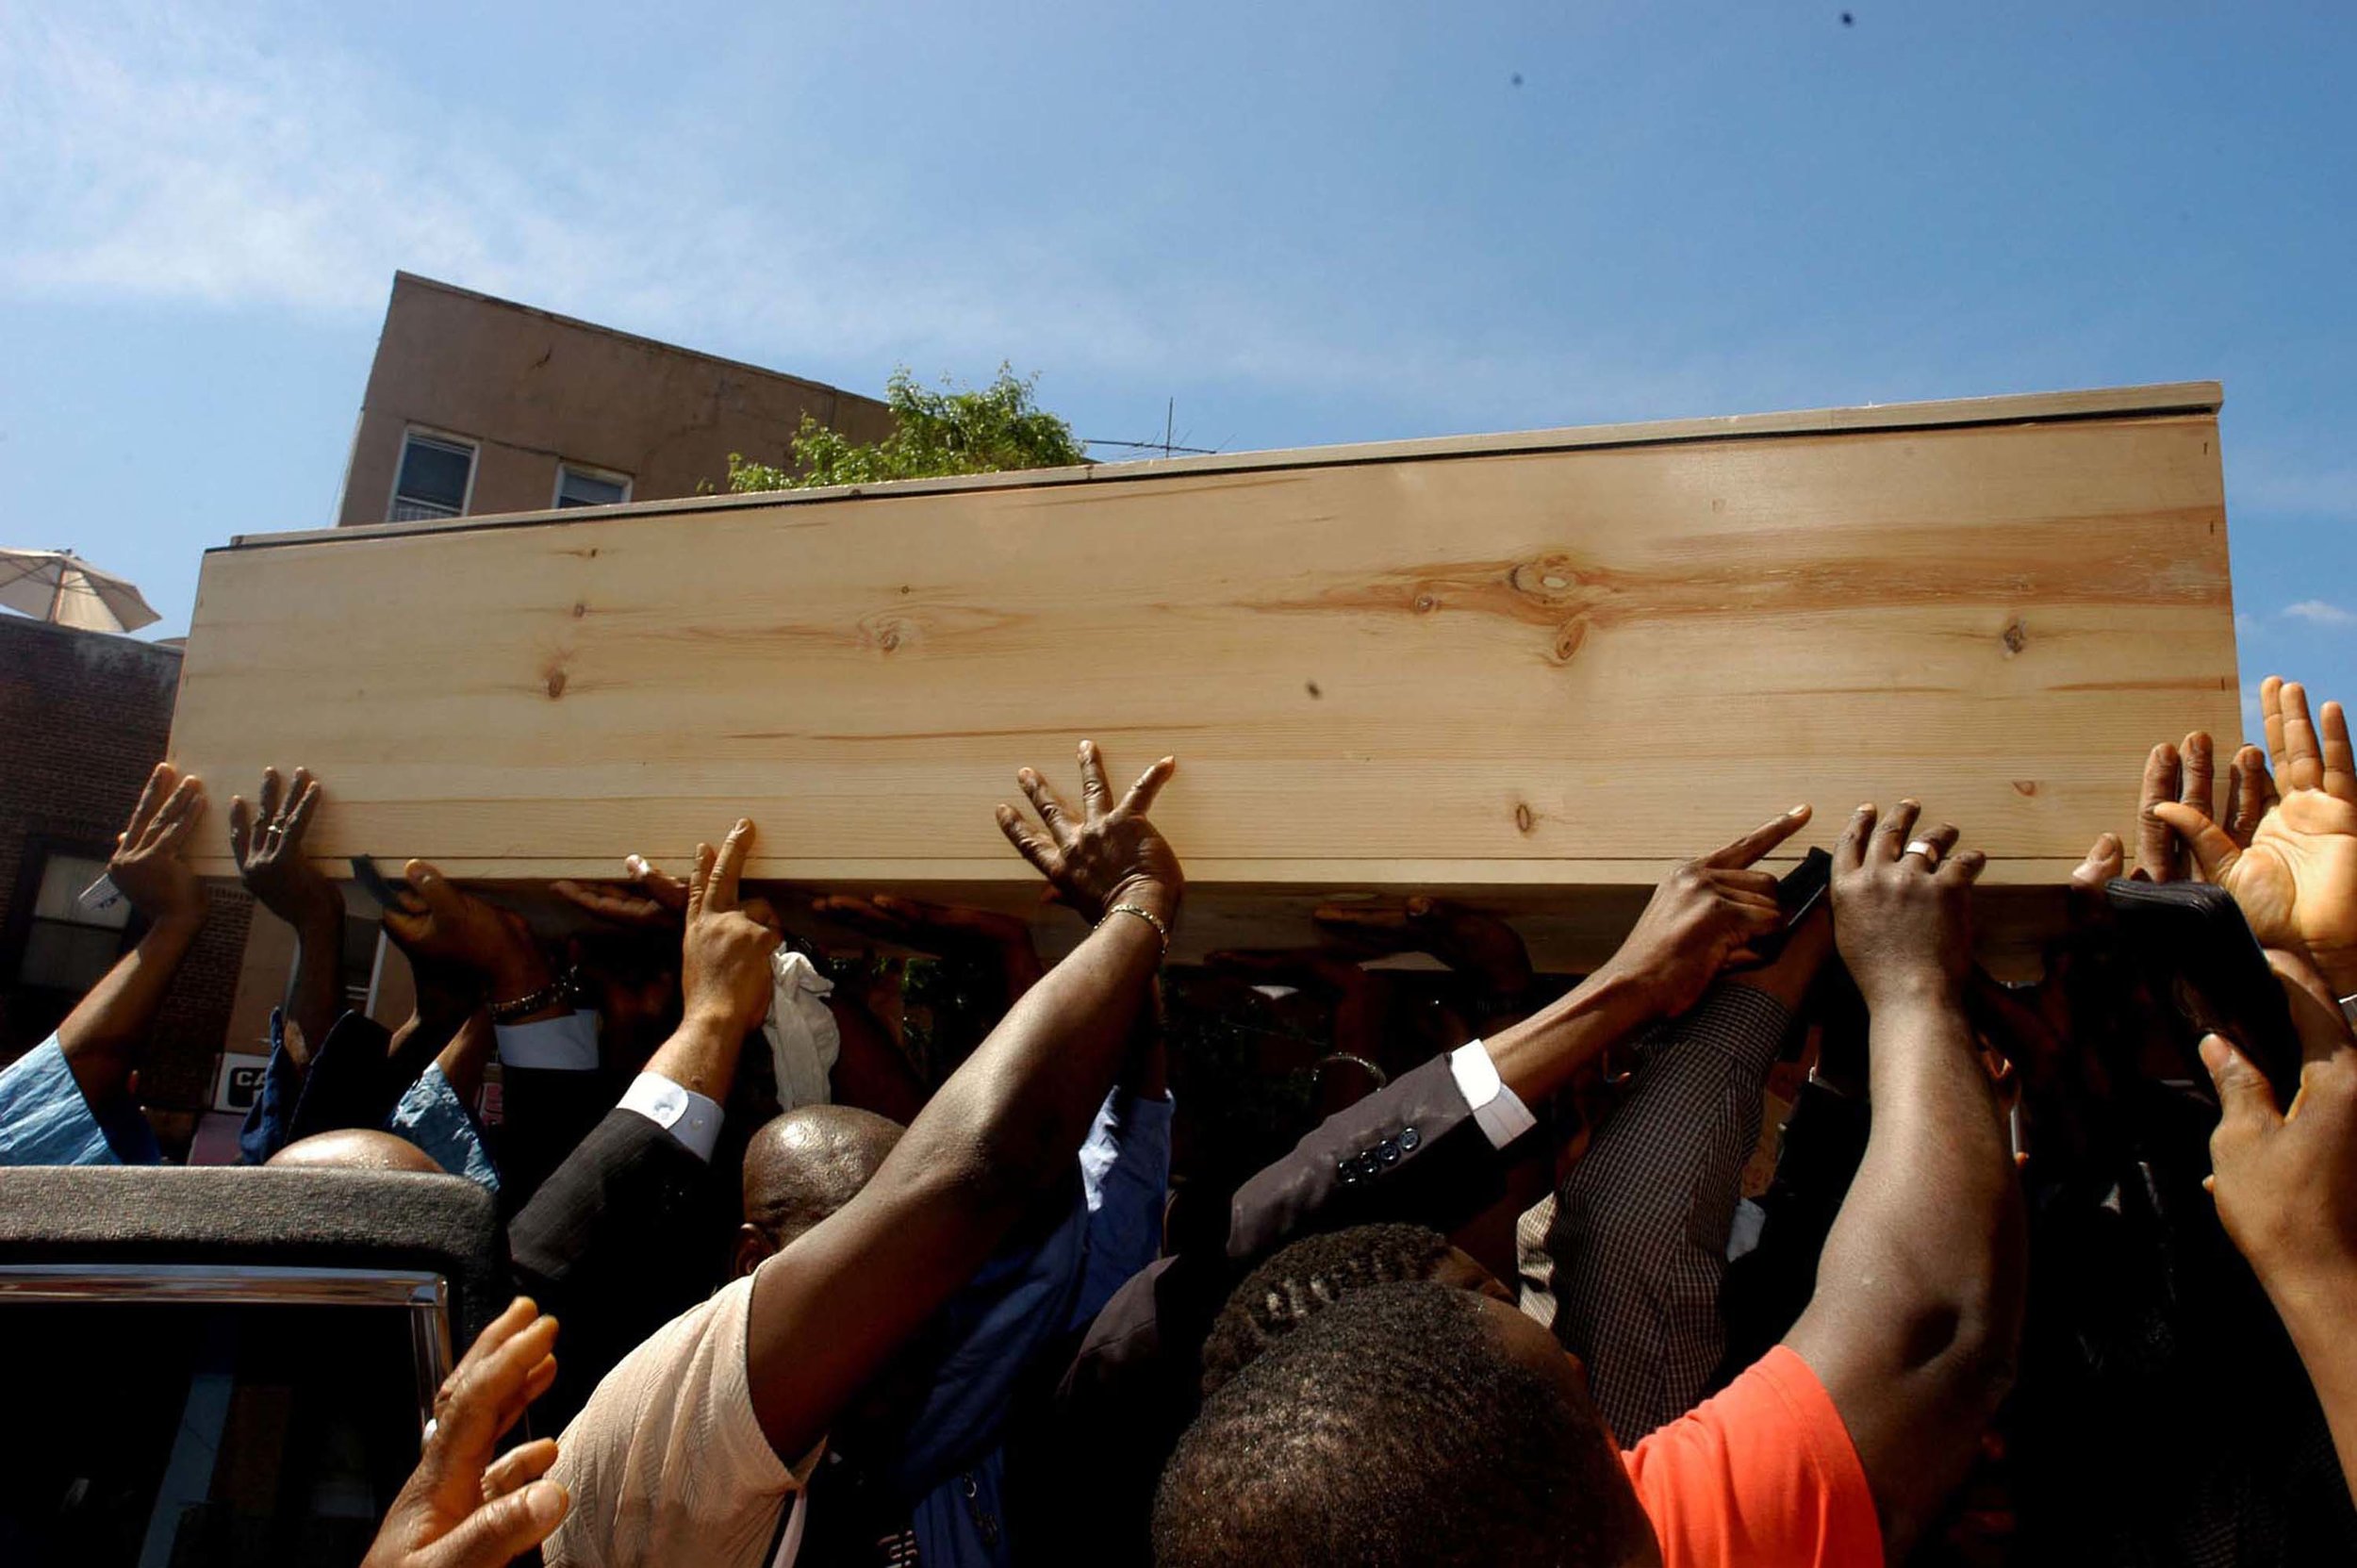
[544,1274,814,1568]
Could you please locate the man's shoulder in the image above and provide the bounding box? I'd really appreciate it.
[550,1275,799,1568]
[557,1277,752,1452]
[1622,1347,1883,1568]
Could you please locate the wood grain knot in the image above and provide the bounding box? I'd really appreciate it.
[1514,802,1536,834]
[1509,554,1590,604]
[1412,592,1440,615]
[1552,619,1590,663]
[544,668,568,699]
[1305,680,1323,699]
[2002,618,2028,656]
[570,602,587,619]
[2012,780,2038,797]
[879,628,901,652]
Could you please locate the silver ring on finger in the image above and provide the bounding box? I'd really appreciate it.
[1903,838,1941,868]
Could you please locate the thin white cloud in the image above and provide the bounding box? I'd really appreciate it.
[2284,601,2357,627]
[0,0,1722,437]
[2230,456,2357,523]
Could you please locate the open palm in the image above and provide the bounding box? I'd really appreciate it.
[2219,790,2357,963]
[2156,678,2357,984]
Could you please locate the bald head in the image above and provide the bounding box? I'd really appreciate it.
[739,1105,905,1268]
[268,1129,446,1175]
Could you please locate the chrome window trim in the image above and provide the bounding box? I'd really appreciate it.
[0,1263,453,1430]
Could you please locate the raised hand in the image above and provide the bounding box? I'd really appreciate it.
[107,762,208,928]
[1592,805,1813,1019]
[995,741,1180,925]
[227,767,341,924]
[2066,831,2126,926]
[2070,832,2125,890]
[2136,726,2273,883]
[811,894,1034,956]
[679,818,783,1038]
[551,853,692,929]
[1830,801,1987,1005]
[811,893,1042,997]
[360,1296,568,1568]
[1310,896,1534,997]
[2135,732,2264,882]
[383,862,549,1008]
[2154,678,2357,990]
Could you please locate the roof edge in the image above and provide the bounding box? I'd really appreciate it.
[388,272,889,412]
[224,379,2223,552]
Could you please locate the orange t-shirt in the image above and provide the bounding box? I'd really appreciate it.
[1620,1345,1884,1568]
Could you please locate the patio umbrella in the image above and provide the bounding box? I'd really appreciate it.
[0,548,160,633]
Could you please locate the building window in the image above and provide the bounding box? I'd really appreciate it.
[389,432,477,521]
[553,464,631,509]
[20,852,130,991]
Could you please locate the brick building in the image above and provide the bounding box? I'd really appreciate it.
[0,615,252,1155]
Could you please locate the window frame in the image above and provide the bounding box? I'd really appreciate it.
[552,461,634,510]
[387,427,481,522]
[3,836,138,999]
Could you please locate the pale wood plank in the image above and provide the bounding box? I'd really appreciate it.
[172,392,2237,970]
[228,382,2222,549]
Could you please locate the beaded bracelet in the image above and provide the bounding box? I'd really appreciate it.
[1100,901,1171,957]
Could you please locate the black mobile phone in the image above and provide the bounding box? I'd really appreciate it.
[2103,877,2301,1101]
[1752,848,1834,961]
[349,854,412,913]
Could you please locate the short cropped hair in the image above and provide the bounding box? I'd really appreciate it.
[1198,1222,1457,1395]
[1154,1281,1648,1568]
[741,1104,906,1250]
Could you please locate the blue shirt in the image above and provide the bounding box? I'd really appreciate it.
[902,1088,1174,1568]
[387,1062,501,1192]
[0,1035,161,1166]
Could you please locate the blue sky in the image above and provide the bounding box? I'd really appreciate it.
[2,1,2351,734]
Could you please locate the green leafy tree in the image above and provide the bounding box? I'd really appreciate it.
[728,365,1085,492]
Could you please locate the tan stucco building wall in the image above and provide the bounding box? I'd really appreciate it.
[213,273,891,1108]
[335,272,895,527]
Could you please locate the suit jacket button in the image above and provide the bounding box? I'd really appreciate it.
[1377,1138,1402,1165]
[1338,1157,1360,1184]
[1398,1127,1422,1152]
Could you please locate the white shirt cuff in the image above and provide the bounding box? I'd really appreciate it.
[618,1070,724,1164]
[493,1011,599,1071]
[1449,1040,1538,1149]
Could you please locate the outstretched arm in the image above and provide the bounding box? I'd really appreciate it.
[1784,802,2024,1557]
[1481,805,1812,1104]
[227,767,346,1056]
[56,764,209,1106]
[745,740,1181,1461]
[2201,948,2357,1498]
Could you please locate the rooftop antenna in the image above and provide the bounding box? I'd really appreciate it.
[1082,398,1218,460]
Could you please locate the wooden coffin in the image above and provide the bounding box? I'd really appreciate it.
[167,382,2240,970]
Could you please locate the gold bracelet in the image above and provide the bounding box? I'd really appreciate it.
[1101,901,1171,958]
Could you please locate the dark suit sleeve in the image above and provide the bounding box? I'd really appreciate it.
[506,1107,726,1429]
[1224,1052,1506,1262]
